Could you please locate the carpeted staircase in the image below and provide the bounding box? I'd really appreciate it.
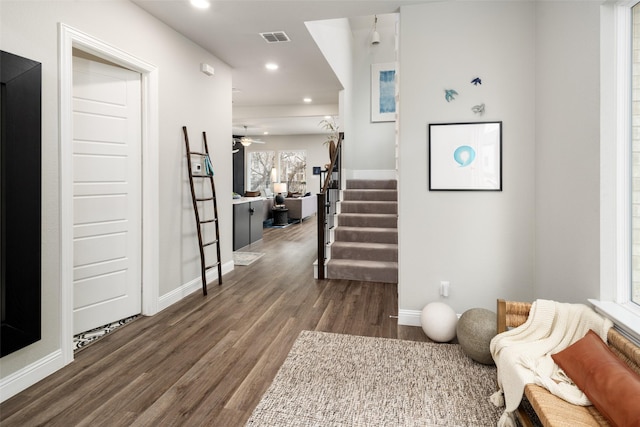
[327,179,398,283]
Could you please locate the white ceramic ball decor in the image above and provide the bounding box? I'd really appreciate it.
[420,302,458,342]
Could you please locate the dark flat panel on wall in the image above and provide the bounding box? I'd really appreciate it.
[1,50,42,357]
[233,138,244,195]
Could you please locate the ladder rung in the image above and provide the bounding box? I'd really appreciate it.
[200,219,217,224]
[204,262,220,270]
[192,175,211,178]
[189,151,207,156]
[203,240,218,247]
[196,197,214,201]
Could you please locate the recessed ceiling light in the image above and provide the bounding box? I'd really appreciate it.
[324,115,332,119]
[303,97,312,103]
[263,131,269,135]
[265,63,279,71]
[190,0,210,9]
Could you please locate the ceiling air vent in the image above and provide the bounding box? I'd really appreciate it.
[259,31,291,43]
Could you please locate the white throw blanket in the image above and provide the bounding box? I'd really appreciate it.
[489,299,613,427]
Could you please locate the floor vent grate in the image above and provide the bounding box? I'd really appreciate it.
[73,314,140,352]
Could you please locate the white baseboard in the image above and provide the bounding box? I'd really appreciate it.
[398,309,422,326]
[0,349,65,403]
[313,259,328,280]
[398,308,462,327]
[158,260,234,312]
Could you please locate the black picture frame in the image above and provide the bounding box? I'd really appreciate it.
[1,50,42,357]
[428,121,502,191]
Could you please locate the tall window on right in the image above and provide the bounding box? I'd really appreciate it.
[279,150,307,194]
[631,2,640,305]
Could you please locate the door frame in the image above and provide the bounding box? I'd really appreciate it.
[59,23,159,365]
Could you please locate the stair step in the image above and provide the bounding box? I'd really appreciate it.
[343,189,397,201]
[327,259,398,283]
[338,213,397,228]
[340,200,397,214]
[346,179,397,190]
[330,241,398,262]
[326,179,399,284]
[334,226,397,244]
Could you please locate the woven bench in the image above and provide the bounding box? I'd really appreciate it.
[496,299,640,427]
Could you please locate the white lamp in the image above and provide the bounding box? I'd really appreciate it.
[273,183,287,206]
[273,182,287,195]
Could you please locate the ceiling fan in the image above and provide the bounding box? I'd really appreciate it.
[233,125,266,147]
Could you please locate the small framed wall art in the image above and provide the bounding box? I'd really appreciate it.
[371,62,396,122]
[428,121,502,191]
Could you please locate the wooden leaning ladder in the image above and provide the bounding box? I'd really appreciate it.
[182,126,222,296]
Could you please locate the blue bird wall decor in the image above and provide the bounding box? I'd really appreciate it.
[444,89,458,102]
[471,77,482,86]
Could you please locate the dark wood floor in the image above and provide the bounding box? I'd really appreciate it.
[0,216,427,426]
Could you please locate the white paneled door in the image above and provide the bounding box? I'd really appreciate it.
[72,57,142,335]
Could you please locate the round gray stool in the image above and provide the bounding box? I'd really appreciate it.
[272,208,289,226]
[456,308,497,365]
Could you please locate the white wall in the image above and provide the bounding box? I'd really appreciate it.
[306,18,354,168]
[0,0,232,394]
[398,2,537,319]
[350,14,397,173]
[534,2,601,303]
[307,14,398,177]
[244,134,330,195]
[396,1,603,320]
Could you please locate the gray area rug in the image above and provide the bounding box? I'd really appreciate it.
[233,251,265,266]
[246,331,502,427]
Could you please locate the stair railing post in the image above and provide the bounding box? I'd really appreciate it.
[316,192,326,279]
[316,132,343,280]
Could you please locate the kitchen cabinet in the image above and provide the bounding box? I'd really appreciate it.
[233,198,264,250]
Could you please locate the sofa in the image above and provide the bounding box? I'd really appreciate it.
[496,299,640,427]
[284,194,317,221]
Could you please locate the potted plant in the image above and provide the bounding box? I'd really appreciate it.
[319,117,339,167]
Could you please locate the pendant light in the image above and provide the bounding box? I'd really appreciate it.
[371,15,380,45]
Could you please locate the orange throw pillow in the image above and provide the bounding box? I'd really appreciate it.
[552,329,640,427]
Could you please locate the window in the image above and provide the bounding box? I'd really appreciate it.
[631,2,640,306]
[247,151,275,194]
[595,2,640,343]
[246,150,308,195]
[279,150,307,194]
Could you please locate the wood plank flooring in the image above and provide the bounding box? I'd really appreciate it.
[0,216,428,426]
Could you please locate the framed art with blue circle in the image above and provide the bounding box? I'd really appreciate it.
[428,121,502,191]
